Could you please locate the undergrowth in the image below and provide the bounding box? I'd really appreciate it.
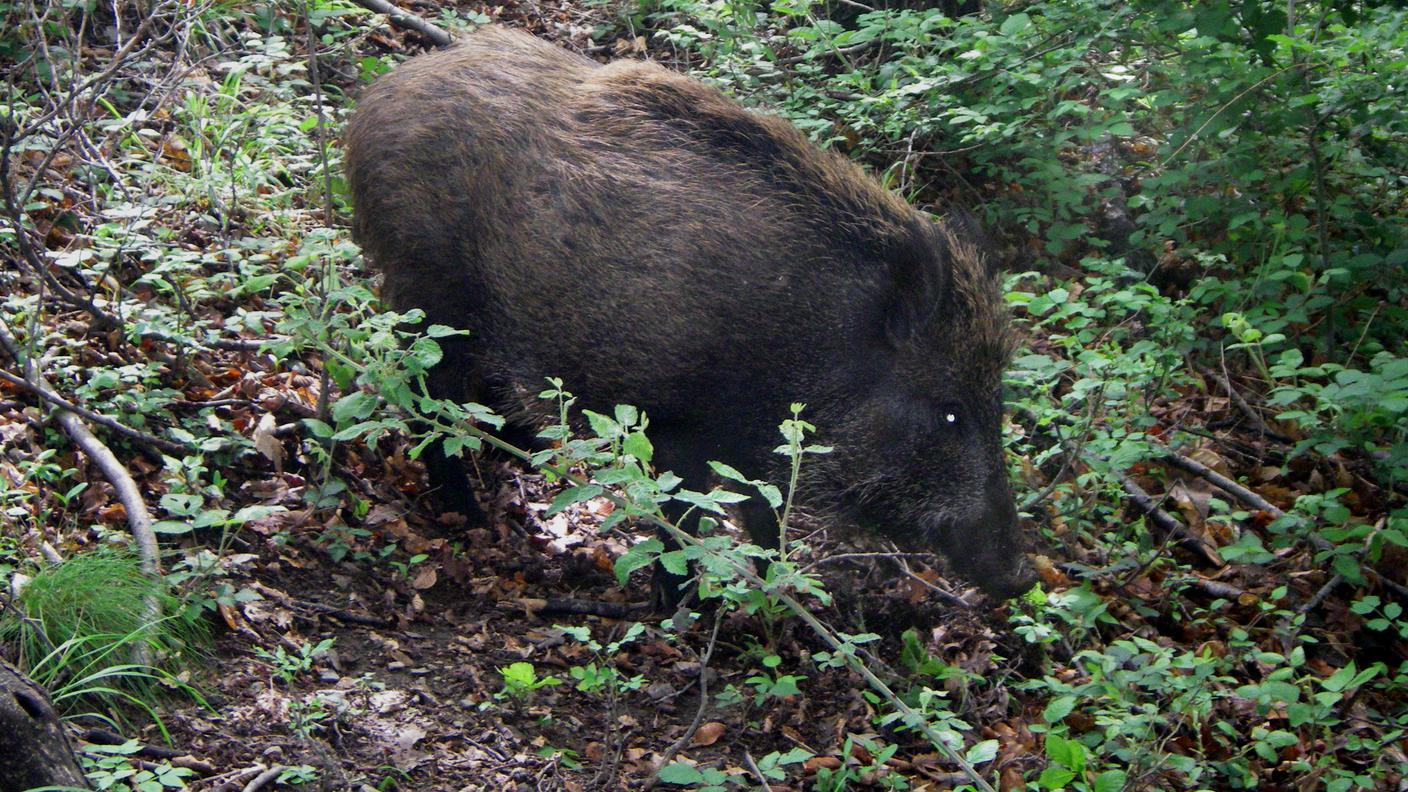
[0,0,1405,789]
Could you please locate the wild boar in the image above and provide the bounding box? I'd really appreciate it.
[344,26,1033,600]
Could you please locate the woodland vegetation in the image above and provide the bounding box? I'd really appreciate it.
[0,0,1405,789]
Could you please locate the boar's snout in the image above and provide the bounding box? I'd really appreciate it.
[930,481,1034,600]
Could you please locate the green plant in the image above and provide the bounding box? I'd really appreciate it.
[743,653,804,705]
[255,638,335,685]
[1,550,208,703]
[536,745,583,770]
[288,694,333,738]
[1037,733,1125,792]
[495,661,562,703]
[82,740,194,792]
[559,622,648,698]
[279,765,320,785]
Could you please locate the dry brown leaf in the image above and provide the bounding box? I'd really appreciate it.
[412,566,438,590]
[691,721,726,746]
[804,756,842,773]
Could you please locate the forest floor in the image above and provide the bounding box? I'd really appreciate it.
[1,1,1405,791]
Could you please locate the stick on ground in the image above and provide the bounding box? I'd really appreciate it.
[348,0,453,47]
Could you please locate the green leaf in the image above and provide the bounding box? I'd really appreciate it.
[708,461,749,483]
[583,410,618,439]
[1093,769,1128,792]
[1045,733,1084,772]
[623,431,654,464]
[1322,662,1361,692]
[773,747,812,765]
[501,661,536,686]
[1043,695,1077,724]
[1038,767,1076,790]
[657,763,706,784]
[614,539,663,584]
[547,484,604,515]
[659,550,690,575]
[160,493,204,516]
[330,391,378,423]
[965,739,999,765]
[999,12,1031,36]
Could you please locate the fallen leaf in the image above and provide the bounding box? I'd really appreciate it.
[252,412,283,474]
[691,722,726,746]
[412,566,438,590]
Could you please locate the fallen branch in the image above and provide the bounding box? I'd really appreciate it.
[1115,470,1225,567]
[0,367,188,456]
[347,0,453,47]
[1299,573,1342,614]
[1187,577,1249,601]
[1161,446,1408,605]
[52,411,160,575]
[0,322,162,659]
[1160,449,1282,515]
[241,765,287,792]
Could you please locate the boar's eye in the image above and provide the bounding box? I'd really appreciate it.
[939,403,961,428]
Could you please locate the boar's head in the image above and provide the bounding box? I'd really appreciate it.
[813,216,1034,599]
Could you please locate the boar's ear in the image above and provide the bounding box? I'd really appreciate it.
[881,220,951,349]
[942,208,1003,279]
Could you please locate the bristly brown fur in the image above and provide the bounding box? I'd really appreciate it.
[345,26,1032,599]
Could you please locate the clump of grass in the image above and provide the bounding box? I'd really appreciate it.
[1,549,208,721]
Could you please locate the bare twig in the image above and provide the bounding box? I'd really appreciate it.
[52,410,160,574]
[1193,361,1292,443]
[1187,577,1248,601]
[1299,573,1342,614]
[890,553,972,608]
[0,321,161,662]
[646,611,725,791]
[347,0,453,47]
[241,765,287,792]
[1162,446,1408,605]
[742,752,774,791]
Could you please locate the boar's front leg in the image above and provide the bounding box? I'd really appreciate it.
[417,342,489,526]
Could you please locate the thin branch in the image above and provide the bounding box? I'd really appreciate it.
[1193,361,1292,443]
[1159,449,1282,516]
[241,765,287,792]
[1161,446,1408,605]
[347,0,453,47]
[645,610,725,791]
[0,320,161,667]
[54,411,159,573]
[1299,573,1342,614]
